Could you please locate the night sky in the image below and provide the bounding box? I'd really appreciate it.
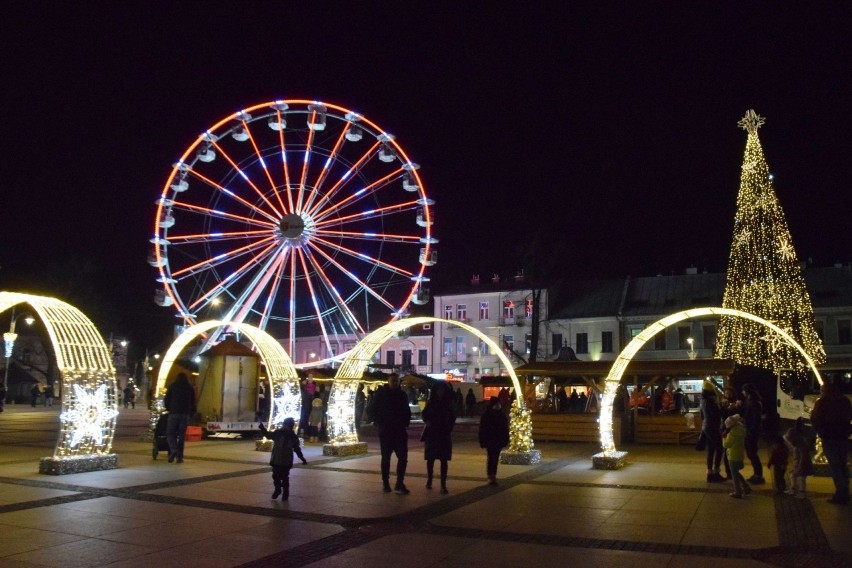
[2,3,851,358]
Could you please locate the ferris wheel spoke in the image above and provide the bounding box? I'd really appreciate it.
[273,108,296,214]
[306,242,399,312]
[295,248,335,356]
[185,169,280,224]
[315,199,418,228]
[207,140,284,218]
[301,247,365,334]
[241,118,289,215]
[287,252,297,356]
[311,236,414,278]
[304,140,381,219]
[314,229,421,244]
[172,236,276,280]
[302,126,349,215]
[226,245,289,324]
[296,120,318,213]
[166,229,272,245]
[184,241,280,312]
[311,169,402,224]
[172,198,278,229]
[256,255,289,331]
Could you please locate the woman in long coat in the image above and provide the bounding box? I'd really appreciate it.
[421,382,456,494]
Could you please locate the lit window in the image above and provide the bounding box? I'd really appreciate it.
[444,305,454,320]
[525,299,533,318]
[457,304,467,321]
[443,337,453,357]
[479,301,489,320]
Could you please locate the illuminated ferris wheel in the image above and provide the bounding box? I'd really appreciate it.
[150,100,436,366]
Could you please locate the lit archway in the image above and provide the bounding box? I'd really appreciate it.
[1,292,118,473]
[598,307,823,458]
[153,320,300,429]
[328,317,534,454]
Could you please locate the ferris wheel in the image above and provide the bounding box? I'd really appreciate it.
[150,100,436,366]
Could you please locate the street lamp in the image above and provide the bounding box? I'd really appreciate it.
[2,309,35,410]
[686,337,697,360]
[471,345,482,378]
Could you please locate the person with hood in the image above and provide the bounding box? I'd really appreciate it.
[164,372,196,463]
[479,396,510,485]
[259,417,307,500]
[421,382,456,494]
[700,380,725,482]
[741,383,765,484]
[723,414,751,498]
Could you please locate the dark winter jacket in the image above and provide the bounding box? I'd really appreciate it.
[700,391,722,441]
[742,394,762,439]
[259,423,306,468]
[422,396,456,461]
[810,385,852,440]
[164,375,196,415]
[479,406,510,450]
[372,386,411,437]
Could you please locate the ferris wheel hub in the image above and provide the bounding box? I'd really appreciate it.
[277,213,311,244]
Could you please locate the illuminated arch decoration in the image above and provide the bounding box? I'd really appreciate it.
[595,307,823,469]
[0,292,119,475]
[153,320,300,431]
[327,317,539,463]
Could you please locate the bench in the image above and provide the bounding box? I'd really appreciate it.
[532,413,621,443]
[635,414,703,445]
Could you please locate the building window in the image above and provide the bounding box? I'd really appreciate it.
[839,319,852,345]
[576,333,588,354]
[503,334,514,354]
[418,349,428,366]
[678,326,692,349]
[456,336,466,359]
[479,301,489,320]
[386,351,395,366]
[479,339,490,355]
[552,333,563,355]
[444,305,453,320]
[457,304,467,321]
[702,325,717,349]
[654,332,666,351]
[601,331,613,353]
[525,333,532,354]
[630,326,643,339]
[525,299,533,318]
[443,337,453,357]
[401,350,412,369]
[503,301,515,319]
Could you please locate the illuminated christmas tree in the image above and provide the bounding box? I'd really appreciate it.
[715,110,825,371]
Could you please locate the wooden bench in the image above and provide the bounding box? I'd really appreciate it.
[532,413,621,443]
[635,413,702,445]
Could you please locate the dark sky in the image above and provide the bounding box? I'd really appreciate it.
[2,3,851,357]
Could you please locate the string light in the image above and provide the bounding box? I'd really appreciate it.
[715,111,825,371]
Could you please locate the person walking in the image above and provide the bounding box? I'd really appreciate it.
[30,384,41,407]
[308,393,325,444]
[123,385,134,409]
[259,417,307,500]
[479,396,510,485]
[43,383,54,407]
[766,434,790,495]
[741,383,765,484]
[809,380,852,505]
[722,414,751,498]
[372,373,411,494]
[164,372,196,464]
[354,383,366,432]
[700,381,725,482]
[783,424,813,499]
[421,382,456,494]
[465,387,477,418]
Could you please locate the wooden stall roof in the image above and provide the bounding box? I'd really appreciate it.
[513,358,736,378]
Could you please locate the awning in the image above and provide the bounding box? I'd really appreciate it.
[513,358,736,378]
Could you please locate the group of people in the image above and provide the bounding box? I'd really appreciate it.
[700,378,850,504]
[29,383,54,407]
[259,373,511,499]
[556,387,589,413]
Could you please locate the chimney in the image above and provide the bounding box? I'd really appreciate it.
[492,273,501,284]
[514,269,525,282]
[471,274,480,285]
[685,266,698,275]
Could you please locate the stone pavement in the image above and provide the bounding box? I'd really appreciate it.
[0,405,849,568]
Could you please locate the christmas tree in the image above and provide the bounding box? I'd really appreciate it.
[714,110,825,371]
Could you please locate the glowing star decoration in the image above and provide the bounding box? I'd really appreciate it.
[778,237,796,260]
[270,388,301,428]
[742,159,758,173]
[760,328,789,354]
[738,109,765,133]
[325,379,359,444]
[60,384,119,448]
[734,230,751,248]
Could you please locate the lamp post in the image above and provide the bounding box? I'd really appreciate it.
[471,345,482,379]
[686,337,697,360]
[2,309,35,411]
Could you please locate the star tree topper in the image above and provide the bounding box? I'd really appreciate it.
[738,109,765,134]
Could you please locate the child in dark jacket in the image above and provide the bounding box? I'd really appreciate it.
[259,417,307,500]
[767,435,790,495]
